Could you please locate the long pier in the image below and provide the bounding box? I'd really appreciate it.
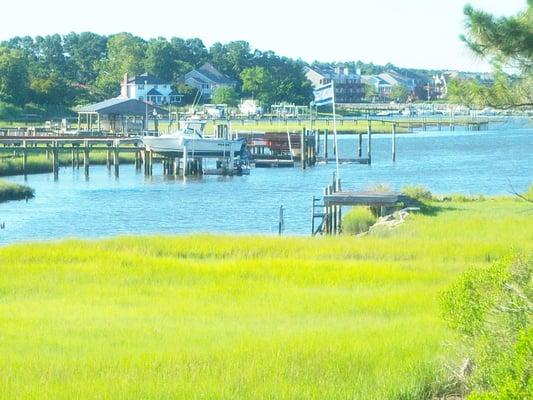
[0,114,490,180]
[0,136,214,179]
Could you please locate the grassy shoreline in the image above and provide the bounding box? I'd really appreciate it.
[0,179,34,202]
[0,150,136,177]
[0,198,531,398]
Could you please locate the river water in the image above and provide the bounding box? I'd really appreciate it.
[1,119,531,244]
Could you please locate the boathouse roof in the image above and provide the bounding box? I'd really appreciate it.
[77,97,167,116]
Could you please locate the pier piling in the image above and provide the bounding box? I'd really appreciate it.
[324,129,328,162]
[52,142,59,180]
[367,121,372,165]
[113,145,120,178]
[392,123,396,162]
[22,140,27,176]
[83,141,90,178]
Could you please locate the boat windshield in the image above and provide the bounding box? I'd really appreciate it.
[180,121,205,131]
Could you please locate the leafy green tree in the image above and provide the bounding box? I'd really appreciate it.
[210,41,252,79]
[390,84,409,102]
[212,86,238,106]
[240,66,273,105]
[363,83,377,102]
[145,38,178,82]
[34,35,69,78]
[184,38,209,67]
[29,73,76,106]
[172,60,194,82]
[96,33,146,97]
[253,52,313,105]
[0,47,29,105]
[63,32,107,84]
[169,37,201,68]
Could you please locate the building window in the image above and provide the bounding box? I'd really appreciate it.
[139,96,143,101]
[138,84,144,90]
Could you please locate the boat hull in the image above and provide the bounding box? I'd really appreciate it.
[143,136,245,158]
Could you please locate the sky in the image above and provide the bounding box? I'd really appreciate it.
[1,0,526,72]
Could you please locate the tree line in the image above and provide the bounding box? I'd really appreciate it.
[0,33,314,111]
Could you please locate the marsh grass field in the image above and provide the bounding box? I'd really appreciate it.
[1,198,531,399]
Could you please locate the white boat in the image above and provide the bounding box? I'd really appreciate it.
[142,120,246,158]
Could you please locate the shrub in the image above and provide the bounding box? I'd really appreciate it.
[401,185,433,202]
[0,179,34,202]
[342,206,377,235]
[0,101,23,120]
[440,255,532,398]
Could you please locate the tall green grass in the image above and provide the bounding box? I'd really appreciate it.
[343,206,377,234]
[0,150,135,177]
[0,199,531,399]
[0,179,34,202]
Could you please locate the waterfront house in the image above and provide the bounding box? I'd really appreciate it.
[120,73,183,105]
[183,63,237,100]
[305,66,364,104]
[361,75,393,100]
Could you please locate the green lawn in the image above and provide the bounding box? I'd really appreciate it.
[0,199,531,399]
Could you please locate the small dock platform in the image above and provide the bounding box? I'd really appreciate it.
[323,191,403,207]
[312,175,411,236]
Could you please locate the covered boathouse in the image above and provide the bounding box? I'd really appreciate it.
[76,97,168,135]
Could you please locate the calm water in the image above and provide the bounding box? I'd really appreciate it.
[1,120,532,244]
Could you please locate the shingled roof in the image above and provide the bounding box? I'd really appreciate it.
[127,73,167,85]
[77,97,167,116]
[196,63,237,85]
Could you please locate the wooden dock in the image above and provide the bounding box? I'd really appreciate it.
[0,136,240,179]
[237,128,317,169]
[312,175,410,236]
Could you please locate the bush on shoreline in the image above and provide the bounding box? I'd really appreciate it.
[440,254,532,398]
[0,179,34,202]
[402,185,433,202]
[342,206,377,235]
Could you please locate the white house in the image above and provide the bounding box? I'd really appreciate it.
[183,63,237,100]
[120,73,183,105]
